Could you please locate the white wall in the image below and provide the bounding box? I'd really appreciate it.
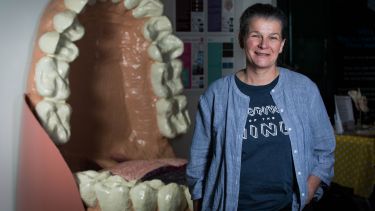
[0,0,50,210]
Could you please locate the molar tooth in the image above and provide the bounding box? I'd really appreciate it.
[156,98,177,138]
[143,16,172,41]
[124,0,141,9]
[182,186,193,211]
[55,38,79,62]
[53,10,84,41]
[75,170,111,207]
[132,0,163,18]
[38,32,79,62]
[167,59,183,95]
[148,44,163,62]
[94,176,131,211]
[172,95,190,133]
[129,182,157,211]
[35,100,71,144]
[151,62,170,98]
[145,179,165,190]
[64,0,88,13]
[75,170,100,207]
[35,56,70,100]
[157,34,184,60]
[157,183,187,211]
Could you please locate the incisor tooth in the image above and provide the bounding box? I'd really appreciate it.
[35,100,71,144]
[132,0,163,18]
[53,10,84,41]
[94,176,131,211]
[151,62,170,98]
[64,0,88,13]
[143,16,172,41]
[157,34,184,60]
[124,0,141,9]
[129,183,157,211]
[35,56,70,100]
[157,183,187,211]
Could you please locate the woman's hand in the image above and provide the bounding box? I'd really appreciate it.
[307,175,321,204]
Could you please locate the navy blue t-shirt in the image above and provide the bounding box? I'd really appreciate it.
[235,75,294,211]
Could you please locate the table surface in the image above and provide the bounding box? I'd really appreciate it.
[333,134,375,198]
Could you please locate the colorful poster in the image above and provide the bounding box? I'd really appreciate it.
[180,37,205,89]
[176,0,204,32]
[208,0,234,32]
[207,37,234,85]
[221,0,234,32]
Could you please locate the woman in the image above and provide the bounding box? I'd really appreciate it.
[186,3,335,211]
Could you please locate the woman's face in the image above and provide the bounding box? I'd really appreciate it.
[244,17,285,70]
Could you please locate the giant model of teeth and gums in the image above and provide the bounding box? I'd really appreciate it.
[18,0,193,210]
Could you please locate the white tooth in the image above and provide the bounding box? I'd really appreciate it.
[55,38,79,62]
[53,10,85,41]
[156,98,177,138]
[38,32,79,62]
[111,0,121,3]
[75,170,100,207]
[148,44,163,62]
[53,10,76,33]
[157,34,184,60]
[151,62,170,98]
[132,0,163,18]
[145,179,165,190]
[75,170,112,207]
[129,182,157,211]
[157,183,187,211]
[124,0,141,9]
[94,176,131,211]
[95,171,111,181]
[64,0,88,13]
[182,185,193,211]
[35,57,70,100]
[39,31,60,55]
[35,100,71,144]
[143,16,172,41]
[63,19,85,41]
[171,95,190,134]
[167,59,183,95]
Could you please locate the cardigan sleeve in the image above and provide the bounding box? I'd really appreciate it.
[186,94,213,200]
[308,84,336,187]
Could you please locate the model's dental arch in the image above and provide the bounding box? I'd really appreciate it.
[25,0,192,210]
